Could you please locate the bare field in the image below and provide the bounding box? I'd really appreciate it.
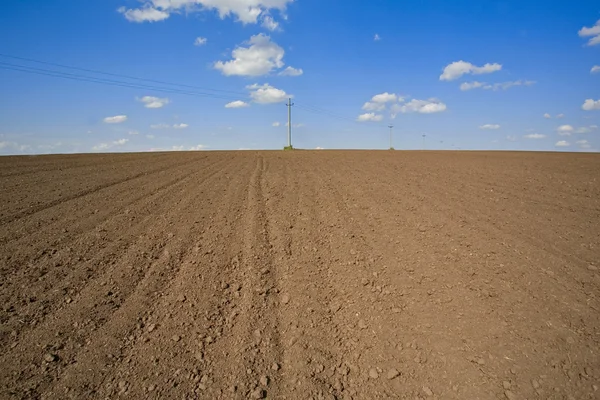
[1,151,599,399]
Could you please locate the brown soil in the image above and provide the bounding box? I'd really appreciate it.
[1,151,599,400]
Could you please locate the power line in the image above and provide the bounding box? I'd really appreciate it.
[295,103,361,124]
[0,62,242,101]
[0,53,386,132]
[0,53,247,97]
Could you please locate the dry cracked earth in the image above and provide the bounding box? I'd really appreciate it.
[1,151,599,400]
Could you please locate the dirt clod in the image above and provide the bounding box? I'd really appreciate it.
[387,368,400,380]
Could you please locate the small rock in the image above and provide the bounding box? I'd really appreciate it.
[177,294,186,302]
[588,265,598,271]
[172,335,181,342]
[44,353,58,363]
[272,363,281,371]
[259,375,269,386]
[504,390,517,400]
[368,368,379,379]
[532,380,540,389]
[387,368,400,380]
[503,381,511,389]
[361,278,369,286]
[147,324,156,333]
[221,282,229,289]
[251,388,266,399]
[423,386,433,397]
[477,358,485,365]
[281,294,290,305]
[118,380,128,394]
[65,297,72,304]
[358,319,368,330]
[566,337,575,344]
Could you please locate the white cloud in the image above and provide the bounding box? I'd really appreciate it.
[118,5,169,22]
[92,143,110,151]
[357,113,383,122]
[524,133,546,139]
[285,122,304,128]
[479,124,500,130]
[555,140,570,147]
[261,15,279,31]
[574,125,598,134]
[278,66,303,76]
[440,60,502,81]
[103,115,128,124]
[119,0,292,25]
[173,123,189,129]
[371,92,398,103]
[214,34,285,77]
[576,140,591,149]
[592,66,600,74]
[487,80,535,90]
[556,113,564,118]
[146,134,155,139]
[113,138,129,146]
[150,123,170,129]
[0,141,32,153]
[138,96,170,108]
[128,130,139,135]
[247,83,290,104]
[316,146,325,150]
[582,99,600,111]
[362,102,386,112]
[579,20,600,46]
[392,99,447,114]
[272,122,280,127]
[506,135,517,142]
[543,113,551,119]
[374,34,381,41]
[225,100,250,108]
[460,81,485,91]
[461,80,535,91]
[557,125,574,135]
[190,144,207,150]
[92,138,129,151]
[194,37,208,46]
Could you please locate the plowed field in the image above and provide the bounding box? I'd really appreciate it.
[1,151,599,400]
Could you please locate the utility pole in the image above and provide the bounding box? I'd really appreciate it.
[388,125,394,150]
[286,98,294,149]
[422,134,426,150]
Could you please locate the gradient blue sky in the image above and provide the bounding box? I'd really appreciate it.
[0,0,599,154]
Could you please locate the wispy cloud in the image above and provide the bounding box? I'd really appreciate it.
[103,115,127,124]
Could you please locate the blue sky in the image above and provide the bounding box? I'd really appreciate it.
[0,0,599,154]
